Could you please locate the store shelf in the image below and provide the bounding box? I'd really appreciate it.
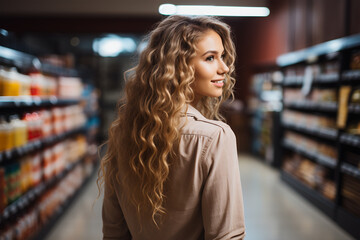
[342,70,360,82]
[277,33,360,67]
[0,46,39,70]
[282,121,337,140]
[281,171,336,219]
[0,46,79,77]
[341,162,360,180]
[40,62,79,77]
[0,96,81,108]
[283,73,339,87]
[336,207,360,240]
[340,133,360,148]
[0,157,84,226]
[284,101,338,112]
[0,126,86,164]
[283,139,337,168]
[348,104,360,114]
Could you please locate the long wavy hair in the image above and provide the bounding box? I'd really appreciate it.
[97,15,236,226]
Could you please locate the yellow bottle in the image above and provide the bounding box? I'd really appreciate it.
[3,68,20,96]
[10,115,25,148]
[0,117,13,151]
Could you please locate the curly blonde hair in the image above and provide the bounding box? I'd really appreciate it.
[97,15,236,226]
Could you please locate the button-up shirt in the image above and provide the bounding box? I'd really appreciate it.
[102,104,245,240]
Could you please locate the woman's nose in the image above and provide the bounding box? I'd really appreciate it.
[218,60,229,75]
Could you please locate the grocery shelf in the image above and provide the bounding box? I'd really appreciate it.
[0,126,86,164]
[0,46,79,77]
[0,157,84,226]
[341,162,360,180]
[282,121,338,140]
[278,32,360,240]
[281,171,336,219]
[336,207,360,240]
[284,101,338,112]
[277,33,360,67]
[283,73,339,87]
[340,133,360,148]
[341,70,360,82]
[283,139,337,168]
[0,46,38,71]
[0,96,81,108]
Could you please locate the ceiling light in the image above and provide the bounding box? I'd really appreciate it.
[159,4,270,17]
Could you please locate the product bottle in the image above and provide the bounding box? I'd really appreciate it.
[3,68,20,96]
[10,115,23,148]
[0,116,14,151]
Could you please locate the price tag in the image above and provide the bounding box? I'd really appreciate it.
[302,66,314,96]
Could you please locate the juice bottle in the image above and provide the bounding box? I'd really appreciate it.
[20,74,31,96]
[29,72,42,96]
[0,116,14,151]
[24,113,34,141]
[10,115,24,148]
[3,68,20,96]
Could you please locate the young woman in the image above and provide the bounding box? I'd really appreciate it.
[98,15,245,240]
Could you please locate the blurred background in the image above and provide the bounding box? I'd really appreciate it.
[0,0,360,239]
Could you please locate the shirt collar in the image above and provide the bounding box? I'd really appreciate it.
[183,104,206,120]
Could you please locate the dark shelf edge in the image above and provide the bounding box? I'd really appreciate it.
[281,171,336,219]
[284,102,338,112]
[0,97,81,108]
[282,122,337,141]
[0,126,86,164]
[282,141,337,169]
[336,207,360,240]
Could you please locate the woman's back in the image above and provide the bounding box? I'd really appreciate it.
[102,105,245,240]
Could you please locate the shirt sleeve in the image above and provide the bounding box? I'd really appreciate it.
[102,178,132,240]
[201,125,246,240]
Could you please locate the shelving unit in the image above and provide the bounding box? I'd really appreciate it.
[0,45,99,240]
[249,68,282,167]
[277,33,360,239]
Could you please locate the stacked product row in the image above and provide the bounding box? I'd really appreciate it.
[0,46,99,240]
[0,67,82,98]
[0,105,86,152]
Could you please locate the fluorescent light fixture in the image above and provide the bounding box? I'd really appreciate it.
[92,35,137,57]
[159,4,270,17]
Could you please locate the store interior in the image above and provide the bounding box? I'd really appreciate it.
[0,0,360,239]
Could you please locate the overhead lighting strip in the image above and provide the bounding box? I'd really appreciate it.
[159,4,270,17]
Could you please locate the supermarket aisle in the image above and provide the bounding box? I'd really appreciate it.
[45,155,354,240]
[239,155,353,240]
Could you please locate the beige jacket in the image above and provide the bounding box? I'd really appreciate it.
[102,105,245,240]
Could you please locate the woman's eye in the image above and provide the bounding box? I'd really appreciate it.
[206,56,214,61]
[221,54,225,59]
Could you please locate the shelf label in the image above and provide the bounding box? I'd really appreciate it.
[302,66,314,96]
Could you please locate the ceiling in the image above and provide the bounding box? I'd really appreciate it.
[0,0,268,16]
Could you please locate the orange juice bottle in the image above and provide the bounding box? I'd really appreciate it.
[0,117,14,151]
[3,68,20,96]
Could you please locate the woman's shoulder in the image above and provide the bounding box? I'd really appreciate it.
[181,117,234,140]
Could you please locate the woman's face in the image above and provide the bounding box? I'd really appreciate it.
[191,29,229,104]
